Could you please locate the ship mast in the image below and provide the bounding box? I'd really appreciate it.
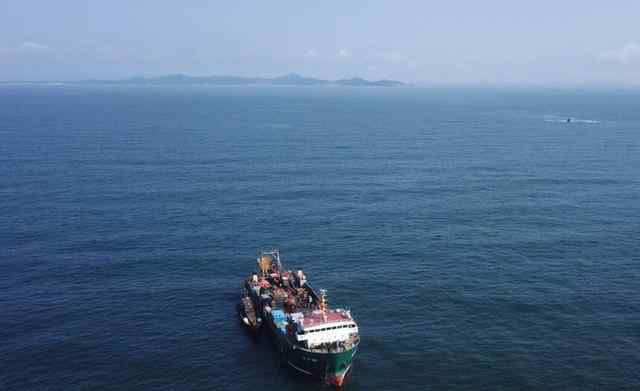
[274,249,282,272]
[319,289,328,321]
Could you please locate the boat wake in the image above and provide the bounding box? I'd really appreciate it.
[544,115,599,124]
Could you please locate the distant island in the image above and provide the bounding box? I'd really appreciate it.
[78,73,408,87]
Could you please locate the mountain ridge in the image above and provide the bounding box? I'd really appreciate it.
[78,73,408,87]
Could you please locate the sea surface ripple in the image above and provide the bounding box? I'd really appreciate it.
[1,85,639,390]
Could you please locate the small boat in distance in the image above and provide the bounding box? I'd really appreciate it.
[237,290,262,333]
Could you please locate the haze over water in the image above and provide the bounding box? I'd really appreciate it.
[1,85,639,390]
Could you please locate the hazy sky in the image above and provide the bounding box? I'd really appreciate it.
[1,1,640,85]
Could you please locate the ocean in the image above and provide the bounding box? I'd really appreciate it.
[1,85,639,390]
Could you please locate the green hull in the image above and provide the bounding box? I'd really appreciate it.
[268,317,358,385]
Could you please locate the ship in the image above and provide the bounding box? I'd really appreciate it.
[244,249,360,386]
[237,288,262,333]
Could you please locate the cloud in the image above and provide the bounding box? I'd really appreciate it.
[304,49,319,58]
[599,42,640,65]
[18,41,50,52]
[338,48,351,58]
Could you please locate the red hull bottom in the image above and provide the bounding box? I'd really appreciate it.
[325,364,351,387]
[326,374,346,387]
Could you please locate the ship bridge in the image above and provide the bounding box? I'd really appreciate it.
[294,309,359,349]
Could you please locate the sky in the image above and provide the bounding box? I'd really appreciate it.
[1,1,640,86]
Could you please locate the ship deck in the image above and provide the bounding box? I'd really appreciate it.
[301,309,352,328]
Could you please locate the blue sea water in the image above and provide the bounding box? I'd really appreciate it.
[1,85,639,390]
